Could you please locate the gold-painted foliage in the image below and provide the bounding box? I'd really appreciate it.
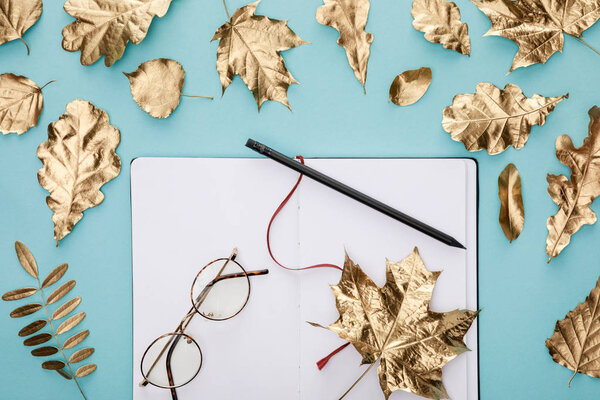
[442,82,567,154]
[389,67,432,106]
[316,0,373,92]
[47,280,76,305]
[212,1,307,111]
[37,99,121,246]
[546,106,600,261]
[473,0,600,72]
[62,0,174,67]
[498,163,524,242]
[42,264,69,289]
[0,0,42,54]
[2,287,37,301]
[546,276,600,386]
[411,0,470,55]
[310,249,478,400]
[15,240,38,278]
[0,74,48,135]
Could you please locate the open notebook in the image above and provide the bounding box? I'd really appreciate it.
[131,157,478,400]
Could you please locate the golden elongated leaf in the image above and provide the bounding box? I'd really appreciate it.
[442,83,567,154]
[212,1,307,110]
[52,297,81,320]
[498,163,524,242]
[10,303,42,318]
[31,346,58,357]
[62,0,174,66]
[57,312,85,335]
[37,100,121,245]
[47,280,76,305]
[546,106,600,261]
[2,287,37,301]
[15,241,37,278]
[42,360,65,370]
[23,333,52,346]
[42,264,68,288]
[56,368,72,379]
[76,363,96,377]
[310,249,478,400]
[0,0,43,54]
[474,0,600,72]
[19,320,46,337]
[69,348,94,363]
[389,67,432,106]
[411,0,470,55]
[63,330,89,349]
[546,277,600,386]
[0,74,45,135]
[316,0,373,92]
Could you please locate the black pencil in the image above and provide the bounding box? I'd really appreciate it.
[246,139,466,250]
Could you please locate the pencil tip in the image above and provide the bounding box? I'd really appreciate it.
[450,239,467,249]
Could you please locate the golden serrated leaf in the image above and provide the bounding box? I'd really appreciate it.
[10,303,42,318]
[47,280,76,305]
[0,73,45,135]
[310,249,479,400]
[212,1,307,111]
[42,360,65,370]
[546,106,600,261]
[0,0,43,54]
[316,0,373,92]
[42,264,68,288]
[63,330,89,349]
[498,163,524,242]
[15,241,38,278]
[37,100,121,245]
[412,0,470,55]
[56,368,72,379]
[546,276,600,386]
[19,320,46,337]
[389,67,432,106]
[31,346,58,356]
[442,82,567,154]
[473,0,600,72]
[76,363,96,377]
[23,333,52,346]
[2,287,37,301]
[62,0,174,67]
[52,297,81,320]
[57,312,85,335]
[69,348,94,363]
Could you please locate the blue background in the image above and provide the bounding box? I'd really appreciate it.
[1,0,599,399]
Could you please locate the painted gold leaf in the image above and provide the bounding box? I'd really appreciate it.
[411,0,470,55]
[52,297,81,320]
[37,99,121,245]
[63,330,89,349]
[0,0,43,54]
[31,346,58,357]
[56,368,72,379]
[62,0,174,67]
[442,82,567,155]
[75,363,96,377]
[47,280,76,305]
[316,0,373,92]
[57,312,85,335]
[498,163,524,242]
[473,0,600,72]
[69,348,94,363]
[546,276,600,386]
[310,249,478,400]
[546,106,600,261]
[212,1,307,111]
[42,263,68,288]
[23,333,52,346]
[19,320,46,337]
[15,241,38,278]
[0,73,45,135]
[42,360,65,370]
[10,303,42,318]
[389,67,432,106]
[2,287,37,301]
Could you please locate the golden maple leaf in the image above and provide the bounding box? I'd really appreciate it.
[0,0,42,54]
[546,276,600,386]
[37,100,121,245]
[546,106,600,261]
[411,0,470,55]
[498,163,524,242]
[311,248,479,400]
[473,0,600,72]
[316,0,373,92]
[442,82,567,155]
[62,0,174,67]
[0,73,51,135]
[212,1,307,111]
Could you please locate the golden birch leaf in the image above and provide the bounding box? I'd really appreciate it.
[310,249,479,400]
[212,1,307,111]
[0,0,42,55]
[546,276,600,386]
[498,163,524,242]
[473,0,600,72]
[389,67,432,106]
[15,241,38,278]
[0,73,46,135]
[546,106,600,261]
[62,0,174,67]
[316,0,373,92]
[411,0,470,55]
[37,100,121,245]
[442,82,567,155]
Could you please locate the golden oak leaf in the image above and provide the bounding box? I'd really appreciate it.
[411,0,470,55]
[442,82,567,155]
[0,0,42,55]
[212,1,307,111]
[546,106,600,261]
[498,163,524,242]
[316,0,373,92]
[546,276,600,386]
[37,100,121,246]
[473,0,600,72]
[311,248,478,400]
[62,0,174,67]
[0,73,49,135]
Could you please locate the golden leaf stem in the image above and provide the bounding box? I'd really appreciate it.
[19,37,30,55]
[567,34,600,57]
[181,93,214,100]
[222,0,231,20]
[338,360,377,400]
[40,80,56,91]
